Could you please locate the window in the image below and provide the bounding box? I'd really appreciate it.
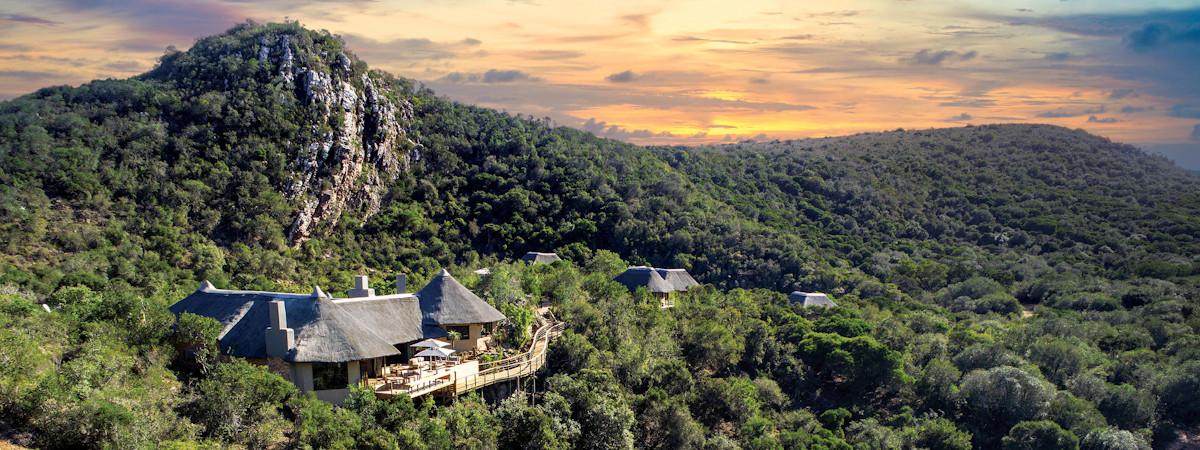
[447,325,470,340]
[312,362,348,390]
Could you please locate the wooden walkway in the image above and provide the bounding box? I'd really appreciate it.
[375,314,564,399]
[446,319,564,396]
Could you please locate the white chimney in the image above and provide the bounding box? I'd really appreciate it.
[265,300,294,357]
[395,273,407,294]
[348,275,375,297]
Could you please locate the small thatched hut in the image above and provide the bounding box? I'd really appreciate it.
[521,252,562,265]
[656,268,700,292]
[789,291,837,308]
[614,266,676,308]
[417,269,507,352]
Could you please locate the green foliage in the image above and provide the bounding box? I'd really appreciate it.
[186,360,295,446]
[1080,428,1150,450]
[1002,420,1079,450]
[959,366,1055,445]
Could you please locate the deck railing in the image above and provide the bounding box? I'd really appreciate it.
[453,320,565,394]
[375,318,565,398]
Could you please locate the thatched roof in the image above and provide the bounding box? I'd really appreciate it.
[614,266,674,294]
[522,252,562,265]
[170,283,406,363]
[333,294,447,344]
[416,269,506,325]
[657,268,700,291]
[789,291,837,308]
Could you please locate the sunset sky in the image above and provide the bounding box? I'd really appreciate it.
[1,0,1198,167]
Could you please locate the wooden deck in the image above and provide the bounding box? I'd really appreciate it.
[372,318,565,399]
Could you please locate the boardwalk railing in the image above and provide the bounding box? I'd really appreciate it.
[451,320,565,395]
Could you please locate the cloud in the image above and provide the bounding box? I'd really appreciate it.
[1043,51,1071,61]
[0,42,32,51]
[439,69,540,84]
[606,70,638,83]
[1109,88,1135,99]
[947,112,973,122]
[0,70,62,80]
[1123,22,1200,51]
[517,50,584,60]
[1120,105,1153,114]
[1192,124,1200,141]
[748,77,769,85]
[582,117,674,140]
[977,7,1200,101]
[908,49,977,65]
[1169,104,1200,118]
[103,60,144,72]
[1,14,58,25]
[619,12,655,30]
[341,34,476,62]
[56,0,243,42]
[1037,105,1106,118]
[938,99,996,108]
[673,35,756,45]
[1087,115,1119,123]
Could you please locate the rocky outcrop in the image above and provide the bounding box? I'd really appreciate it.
[254,33,417,245]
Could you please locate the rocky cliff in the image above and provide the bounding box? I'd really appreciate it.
[151,23,420,245]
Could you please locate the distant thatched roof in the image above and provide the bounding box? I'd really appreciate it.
[521,252,562,265]
[416,269,506,325]
[170,283,405,363]
[614,267,674,294]
[789,291,837,308]
[657,268,700,291]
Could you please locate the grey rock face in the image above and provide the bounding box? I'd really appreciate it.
[257,33,417,245]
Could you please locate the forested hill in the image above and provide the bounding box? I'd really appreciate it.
[6,21,1200,450]
[1,21,1198,304]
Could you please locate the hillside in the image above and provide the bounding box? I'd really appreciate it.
[1,22,1199,449]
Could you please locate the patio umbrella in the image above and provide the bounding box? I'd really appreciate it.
[414,347,456,359]
[412,338,451,349]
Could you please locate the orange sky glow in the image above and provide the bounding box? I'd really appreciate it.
[1,0,1198,165]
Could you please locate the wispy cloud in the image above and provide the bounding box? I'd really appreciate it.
[1,14,58,25]
[606,70,637,83]
[439,69,540,84]
[907,49,977,65]
[1037,106,1106,118]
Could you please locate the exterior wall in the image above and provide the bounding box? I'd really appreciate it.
[449,323,487,352]
[293,362,314,392]
[310,361,360,405]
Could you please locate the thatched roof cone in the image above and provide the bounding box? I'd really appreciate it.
[416,269,506,325]
[614,267,674,294]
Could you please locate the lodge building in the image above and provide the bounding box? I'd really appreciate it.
[170,270,505,404]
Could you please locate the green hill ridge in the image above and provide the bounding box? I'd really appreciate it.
[2,21,1200,450]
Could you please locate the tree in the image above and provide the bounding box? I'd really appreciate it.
[959,366,1054,444]
[1080,428,1150,450]
[1158,360,1200,427]
[185,360,295,446]
[170,313,222,376]
[1097,384,1154,431]
[635,390,705,450]
[904,418,972,450]
[1002,420,1079,450]
[496,395,572,450]
[289,393,362,449]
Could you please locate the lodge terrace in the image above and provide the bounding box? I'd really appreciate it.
[170,270,562,404]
